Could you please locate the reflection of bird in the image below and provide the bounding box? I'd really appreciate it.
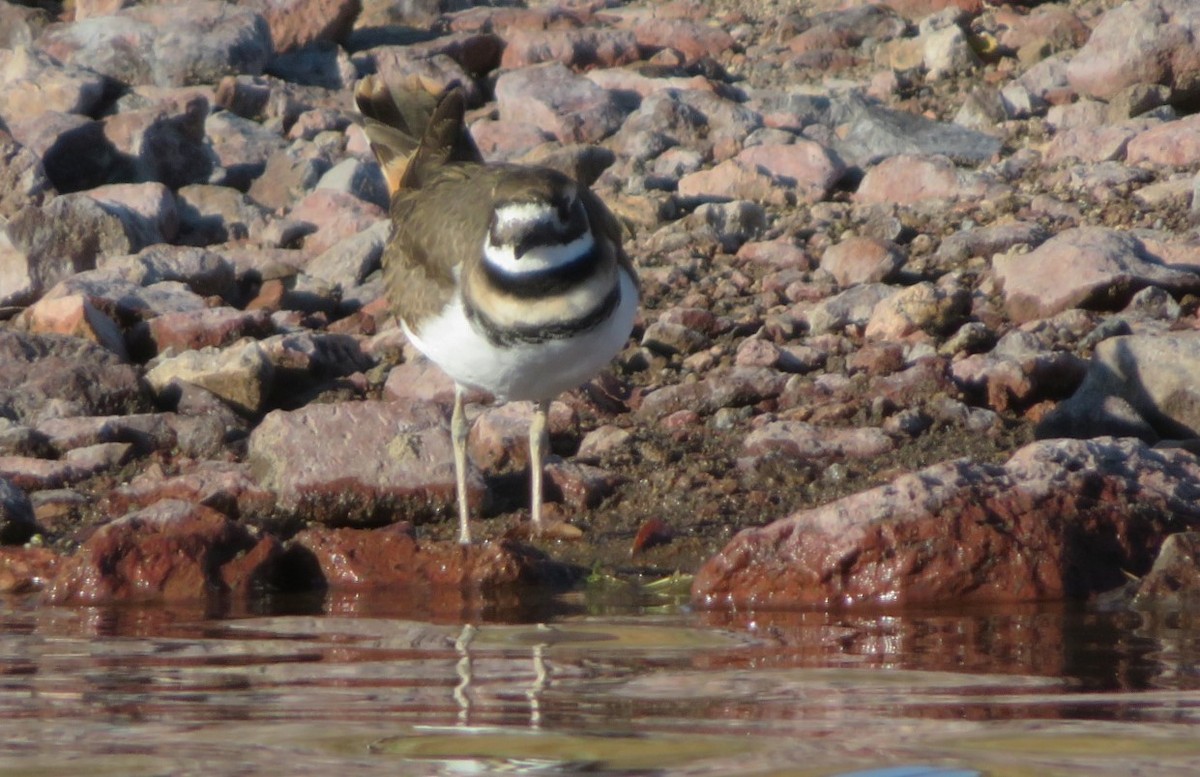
[356,76,639,544]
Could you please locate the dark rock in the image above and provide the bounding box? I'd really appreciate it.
[0,478,37,544]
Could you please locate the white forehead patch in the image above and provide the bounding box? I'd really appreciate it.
[483,231,595,275]
[493,201,558,231]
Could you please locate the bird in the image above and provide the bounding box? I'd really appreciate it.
[355,75,639,544]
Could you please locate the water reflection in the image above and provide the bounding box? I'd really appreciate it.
[1,590,1200,775]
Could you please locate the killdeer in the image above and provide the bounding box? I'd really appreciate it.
[356,75,638,544]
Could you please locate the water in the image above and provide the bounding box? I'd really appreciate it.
[2,585,1200,776]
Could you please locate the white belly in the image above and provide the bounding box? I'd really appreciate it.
[403,270,637,402]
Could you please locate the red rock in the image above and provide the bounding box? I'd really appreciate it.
[288,189,386,255]
[694,438,1200,609]
[1043,124,1141,165]
[131,306,274,358]
[631,518,673,556]
[467,401,577,471]
[469,119,552,160]
[0,456,97,491]
[289,525,577,589]
[544,458,622,510]
[0,546,60,593]
[44,499,283,604]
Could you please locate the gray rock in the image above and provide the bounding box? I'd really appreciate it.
[804,283,895,333]
[1040,333,1200,441]
[37,2,273,88]
[205,110,290,191]
[495,62,629,145]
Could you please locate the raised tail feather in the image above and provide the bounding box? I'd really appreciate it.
[354,75,481,196]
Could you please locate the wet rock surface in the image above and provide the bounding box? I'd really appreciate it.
[2,0,1200,609]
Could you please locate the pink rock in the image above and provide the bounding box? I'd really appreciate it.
[678,158,787,205]
[0,46,108,124]
[736,239,812,270]
[44,499,282,604]
[622,18,734,65]
[575,425,633,461]
[742,421,893,462]
[102,95,212,189]
[0,130,52,221]
[246,400,485,525]
[1126,115,1200,167]
[86,182,179,244]
[468,401,577,471]
[355,47,483,108]
[585,68,715,98]
[494,62,628,144]
[855,154,1000,205]
[1066,0,1200,102]
[638,367,789,420]
[993,227,1200,324]
[287,189,386,255]
[242,0,359,53]
[17,294,128,360]
[499,27,639,70]
[0,455,103,490]
[820,236,905,286]
[993,5,1089,54]
[734,142,845,203]
[469,118,552,160]
[544,458,622,510]
[132,307,274,358]
[1043,124,1141,165]
[864,282,971,340]
[695,437,1200,609]
[6,111,107,193]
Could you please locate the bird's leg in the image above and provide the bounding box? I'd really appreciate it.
[529,398,551,536]
[452,384,472,544]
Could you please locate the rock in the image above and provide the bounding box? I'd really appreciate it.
[622,17,734,65]
[741,421,893,463]
[688,200,766,252]
[315,158,390,210]
[864,281,971,340]
[0,546,59,593]
[1038,333,1200,441]
[921,17,979,79]
[37,2,273,87]
[1065,0,1200,103]
[175,184,271,246]
[1126,114,1200,167]
[247,400,484,525]
[608,89,761,163]
[575,425,633,462]
[16,294,129,360]
[932,221,1049,265]
[288,525,577,590]
[679,142,844,205]
[993,228,1200,324]
[129,306,275,359]
[43,499,283,604]
[0,330,147,425]
[145,341,275,416]
[803,283,896,333]
[205,110,290,191]
[242,0,361,53]
[830,95,1003,168]
[641,321,711,356]
[494,62,629,145]
[637,367,788,420]
[0,45,108,127]
[1132,532,1200,608]
[3,192,157,303]
[499,27,639,69]
[820,236,905,286]
[694,438,1200,608]
[86,182,180,245]
[0,130,53,222]
[855,154,1003,205]
[0,478,37,544]
[107,460,274,521]
[287,189,387,255]
[466,400,576,472]
[102,95,214,189]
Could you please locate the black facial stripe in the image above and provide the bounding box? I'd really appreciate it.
[463,283,622,347]
[482,242,598,299]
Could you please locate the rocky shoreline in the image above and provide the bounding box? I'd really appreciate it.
[2,0,1200,611]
